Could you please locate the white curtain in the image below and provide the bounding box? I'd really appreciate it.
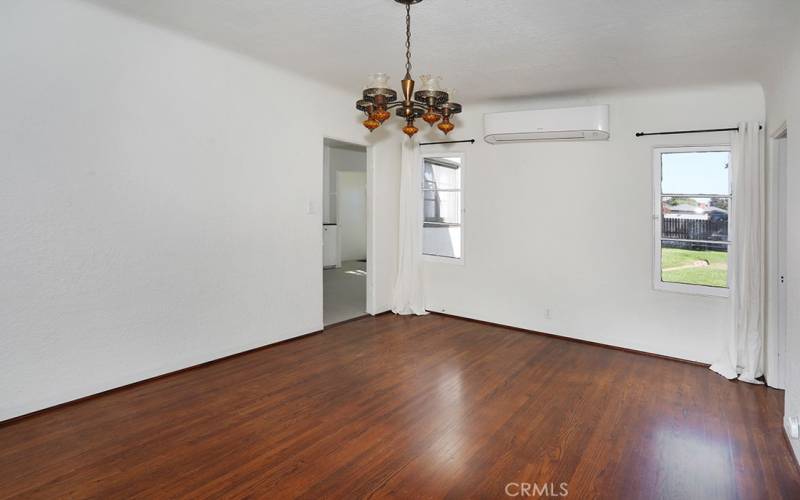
[391,137,427,315]
[710,121,765,383]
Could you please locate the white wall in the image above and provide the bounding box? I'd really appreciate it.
[418,83,764,364]
[0,0,398,421]
[763,27,800,461]
[337,171,367,261]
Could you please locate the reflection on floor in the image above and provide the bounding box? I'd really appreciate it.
[323,260,366,326]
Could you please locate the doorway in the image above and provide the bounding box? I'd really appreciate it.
[322,138,368,326]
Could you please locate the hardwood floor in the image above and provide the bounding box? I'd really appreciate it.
[1,313,798,499]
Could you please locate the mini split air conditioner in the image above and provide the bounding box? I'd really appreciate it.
[483,105,610,144]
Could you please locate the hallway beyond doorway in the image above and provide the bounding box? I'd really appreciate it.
[323,260,367,326]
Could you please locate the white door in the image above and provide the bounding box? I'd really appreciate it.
[336,171,367,262]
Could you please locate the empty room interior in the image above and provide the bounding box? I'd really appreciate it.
[4,0,800,498]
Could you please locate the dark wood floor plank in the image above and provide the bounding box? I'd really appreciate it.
[1,314,798,499]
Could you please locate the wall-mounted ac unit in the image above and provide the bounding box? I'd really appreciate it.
[484,105,609,144]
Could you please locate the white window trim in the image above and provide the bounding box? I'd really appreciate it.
[652,145,732,298]
[421,151,465,265]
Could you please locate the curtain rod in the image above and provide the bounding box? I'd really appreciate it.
[419,139,475,146]
[635,126,762,137]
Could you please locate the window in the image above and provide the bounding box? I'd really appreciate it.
[422,154,463,260]
[653,146,732,296]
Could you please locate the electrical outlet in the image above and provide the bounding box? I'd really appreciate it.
[790,417,799,439]
[545,308,552,320]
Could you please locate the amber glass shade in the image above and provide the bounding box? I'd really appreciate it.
[422,110,440,126]
[372,108,391,123]
[363,118,381,132]
[402,121,419,137]
[438,117,454,134]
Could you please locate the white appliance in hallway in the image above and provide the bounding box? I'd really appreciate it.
[336,171,367,262]
[323,224,340,269]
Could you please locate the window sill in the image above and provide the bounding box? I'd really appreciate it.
[423,254,464,266]
[653,281,730,298]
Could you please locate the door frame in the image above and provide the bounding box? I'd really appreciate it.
[767,122,788,388]
[322,137,377,318]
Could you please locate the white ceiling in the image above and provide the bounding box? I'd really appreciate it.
[87,0,798,102]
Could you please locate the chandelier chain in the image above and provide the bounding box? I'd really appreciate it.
[405,3,412,76]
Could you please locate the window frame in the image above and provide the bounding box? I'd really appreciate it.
[652,145,733,297]
[421,152,465,264]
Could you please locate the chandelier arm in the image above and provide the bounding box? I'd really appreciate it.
[377,101,445,114]
[383,102,427,110]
